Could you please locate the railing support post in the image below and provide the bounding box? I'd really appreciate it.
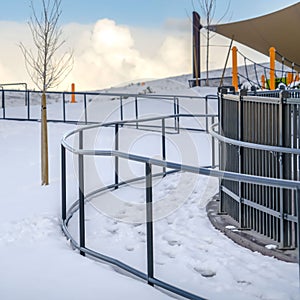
[2,90,5,119]
[84,94,87,124]
[61,145,66,221]
[161,118,166,175]
[26,90,30,120]
[62,92,66,122]
[120,96,124,124]
[78,131,85,256]
[211,116,216,168]
[205,96,209,133]
[146,162,154,286]
[297,188,300,283]
[115,124,119,189]
[135,96,139,129]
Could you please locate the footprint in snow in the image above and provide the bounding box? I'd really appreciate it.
[161,249,177,259]
[193,266,216,278]
[125,245,135,252]
[237,280,252,286]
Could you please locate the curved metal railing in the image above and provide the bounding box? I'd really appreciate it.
[61,109,300,299]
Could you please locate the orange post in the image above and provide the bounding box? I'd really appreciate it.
[269,47,276,90]
[295,73,299,82]
[261,74,265,89]
[71,83,76,103]
[287,72,293,85]
[232,46,238,91]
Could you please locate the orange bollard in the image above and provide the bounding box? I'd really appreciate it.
[269,47,276,90]
[71,83,76,103]
[287,72,293,85]
[261,74,265,89]
[232,46,238,92]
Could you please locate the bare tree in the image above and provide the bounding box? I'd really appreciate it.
[195,0,231,86]
[20,0,73,185]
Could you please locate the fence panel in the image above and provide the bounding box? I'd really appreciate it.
[220,90,299,248]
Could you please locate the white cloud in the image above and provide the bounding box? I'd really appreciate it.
[67,19,192,90]
[0,19,269,91]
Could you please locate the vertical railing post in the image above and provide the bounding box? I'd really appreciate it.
[176,97,180,133]
[211,116,215,168]
[78,130,85,256]
[115,124,119,189]
[161,118,166,175]
[61,144,67,221]
[145,162,154,286]
[278,94,285,248]
[2,90,5,119]
[120,96,124,124]
[176,98,180,133]
[297,187,300,283]
[238,92,245,228]
[62,92,66,122]
[281,91,292,248]
[205,96,209,132]
[84,94,87,124]
[173,97,177,131]
[135,96,139,129]
[26,90,30,120]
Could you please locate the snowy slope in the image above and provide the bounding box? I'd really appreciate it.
[0,76,299,300]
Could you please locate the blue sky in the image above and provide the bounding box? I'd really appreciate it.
[0,0,298,90]
[0,0,298,26]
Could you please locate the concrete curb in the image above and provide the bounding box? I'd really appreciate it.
[206,194,298,263]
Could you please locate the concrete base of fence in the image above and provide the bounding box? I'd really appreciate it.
[206,194,298,263]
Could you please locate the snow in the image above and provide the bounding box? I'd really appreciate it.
[0,75,299,300]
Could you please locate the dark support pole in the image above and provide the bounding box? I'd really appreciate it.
[211,116,215,167]
[27,90,30,120]
[176,98,180,133]
[161,118,166,175]
[78,131,85,256]
[61,145,66,221]
[205,96,208,132]
[146,162,154,286]
[173,97,177,131]
[62,92,66,122]
[115,124,119,189]
[192,11,201,87]
[84,94,87,124]
[120,96,124,124]
[296,188,300,285]
[2,90,5,119]
[135,96,139,129]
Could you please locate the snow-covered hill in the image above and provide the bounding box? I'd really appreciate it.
[0,76,298,300]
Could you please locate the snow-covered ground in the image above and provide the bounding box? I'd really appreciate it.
[0,76,299,300]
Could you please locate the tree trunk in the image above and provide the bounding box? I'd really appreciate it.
[41,92,49,185]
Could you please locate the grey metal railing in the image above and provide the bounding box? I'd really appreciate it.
[216,88,300,249]
[0,88,217,129]
[61,112,300,300]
